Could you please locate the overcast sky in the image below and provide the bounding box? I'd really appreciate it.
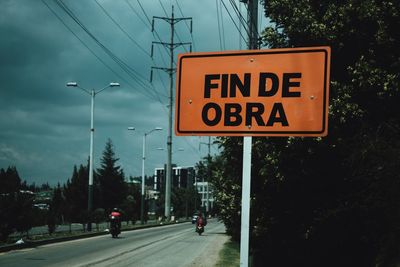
[0,0,268,186]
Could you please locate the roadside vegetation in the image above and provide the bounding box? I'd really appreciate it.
[216,239,240,267]
[0,138,199,245]
[199,1,400,266]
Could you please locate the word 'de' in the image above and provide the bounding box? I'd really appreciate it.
[175,47,330,137]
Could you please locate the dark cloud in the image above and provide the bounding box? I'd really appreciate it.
[0,0,266,185]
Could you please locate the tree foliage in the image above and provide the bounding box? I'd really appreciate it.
[211,1,400,266]
[0,166,34,241]
[97,138,127,212]
[0,166,21,194]
[120,183,140,224]
[63,164,89,224]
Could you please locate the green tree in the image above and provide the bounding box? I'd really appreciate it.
[212,1,400,266]
[14,191,34,238]
[52,184,65,222]
[97,139,127,212]
[63,164,89,226]
[47,184,65,234]
[0,166,34,241]
[258,1,400,266]
[121,182,140,224]
[171,187,187,218]
[0,193,16,242]
[91,208,106,231]
[207,138,243,240]
[0,166,21,194]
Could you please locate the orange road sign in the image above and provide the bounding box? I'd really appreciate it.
[175,47,331,136]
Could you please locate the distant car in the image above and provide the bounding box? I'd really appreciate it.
[191,214,198,224]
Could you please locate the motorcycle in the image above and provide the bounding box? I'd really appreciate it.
[196,223,204,235]
[109,216,121,238]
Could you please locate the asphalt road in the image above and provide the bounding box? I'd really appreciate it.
[0,219,226,267]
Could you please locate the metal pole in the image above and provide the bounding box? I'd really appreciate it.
[141,134,146,224]
[206,137,211,213]
[165,5,174,221]
[240,0,258,265]
[240,136,252,267]
[87,89,95,232]
[248,0,259,50]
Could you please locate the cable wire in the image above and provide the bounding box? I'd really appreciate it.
[124,0,149,30]
[51,0,166,104]
[94,0,150,57]
[221,0,248,46]
[136,0,172,58]
[175,0,196,51]
[215,0,223,50]
[158,0,168,17]
[228,0,251,43]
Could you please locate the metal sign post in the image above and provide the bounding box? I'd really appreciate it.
[240,136,252,266]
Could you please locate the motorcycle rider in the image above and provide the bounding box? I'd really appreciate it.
[195,211,207,233]
[109,208,122,232]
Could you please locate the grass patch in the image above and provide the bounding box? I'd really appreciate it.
[216,239,240,267]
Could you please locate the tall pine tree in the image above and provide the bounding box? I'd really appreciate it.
[97,139,127,212]
[63,164,89,224]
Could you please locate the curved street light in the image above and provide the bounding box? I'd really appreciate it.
[67,81,120,231]
[128,126,163,224]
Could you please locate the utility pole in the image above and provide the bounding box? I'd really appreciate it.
[240,1,258,266]
[151,6,192,221]
[247,0,259,50]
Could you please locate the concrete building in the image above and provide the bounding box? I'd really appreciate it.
[194,181,214,212]
[151,166,214,214]
[153,166,196,191]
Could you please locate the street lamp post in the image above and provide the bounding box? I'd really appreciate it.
[199,137,212,213]
[67,81,120,231]
[131,127,162,225]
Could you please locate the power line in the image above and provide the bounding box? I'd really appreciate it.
[136,0,153,27]
[221,0,248,45]
[124,0,169,70]
[158,0,188,53]
[175,0,196,51]
[174,29,189,53]
[55,1,149,84]
[215,0,224,50]
[93,0,169,100]
[94,0,150,57]
[240,0,262,46]
[124,0,149,30]
[158,0,168,17]
[41,0,125,84]
[229,0,249,29]
[50,0,165,104]
[137,0,172,59]
[228,0,251,43]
